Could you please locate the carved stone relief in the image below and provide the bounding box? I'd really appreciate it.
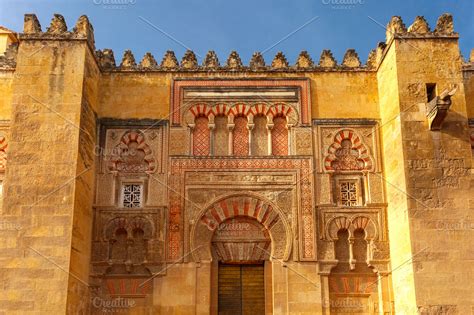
[169,127,190,156]
[191,194,291,262]
[168,158,315,261]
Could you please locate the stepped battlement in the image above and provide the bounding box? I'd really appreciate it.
[0,12,472,72]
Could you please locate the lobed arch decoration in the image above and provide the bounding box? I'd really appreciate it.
[326,215,378,242]
[183,102,299,126]
[324,129,374,172]
[171,79,311,125]
[104,216,154,241]
[103,216,155,272]
[108,130,157,174]
[189,193,293,262]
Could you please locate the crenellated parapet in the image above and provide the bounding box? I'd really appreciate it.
[90,48,374,72]
[20,13,95,49]
[386,13,457,43]
[3,13,467,73]
[362,14,459,71]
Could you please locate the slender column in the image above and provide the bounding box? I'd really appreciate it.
[247,123,254,156]
[227,124,234,155]
[348,238,355,270]
[267,123,274,156]
[188,124,195,155]
[208,123,215,156]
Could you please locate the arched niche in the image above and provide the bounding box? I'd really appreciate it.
[190,193,292,262]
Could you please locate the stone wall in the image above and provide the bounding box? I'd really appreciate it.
[0,37,94,314]
[379,16,473,314]
[0,12,472,315]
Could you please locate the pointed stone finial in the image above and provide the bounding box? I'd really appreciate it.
[386,16,406,42]
[375,42,386,65]
[73,15,95,47]
[296,51,313,69]
[319,50,337,67]
[366,49,376,69]
[203,50,220,69]
[24,14,42,34]
[226,51,243,69]
[435,13,454,34]
[161,50,178,69]
[342,49,361,67]
[47,14,67,34]
[120,50,137,69]
[139,52,158,69]
[470,48,474,63]
[181,50,198,69]
[96,49,116,70]
[249,52,265,70]
[271,52,288,69]
[408,16,430,34]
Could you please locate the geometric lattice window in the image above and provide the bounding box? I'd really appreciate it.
[339,181,358,206]
[122,184,142,208]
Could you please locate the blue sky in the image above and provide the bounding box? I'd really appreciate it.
[1,0,472,65]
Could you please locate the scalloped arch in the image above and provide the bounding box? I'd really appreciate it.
[183,102,299,126]
[324,129,374,172]
[108,130,157,174]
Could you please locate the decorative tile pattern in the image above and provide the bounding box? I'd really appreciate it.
[193,116,210,156]
[233,116,249,156]
[272,116,288,156]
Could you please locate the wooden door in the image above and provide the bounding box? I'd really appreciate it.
[218,264,265,315]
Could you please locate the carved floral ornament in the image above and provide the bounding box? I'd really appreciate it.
[108,130,157,174]
[324,129,374,172]
[183,102,299,127]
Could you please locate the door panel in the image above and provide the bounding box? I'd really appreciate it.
[218,264,265,315]
[242,265,265,315]
[218,265,242,315]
